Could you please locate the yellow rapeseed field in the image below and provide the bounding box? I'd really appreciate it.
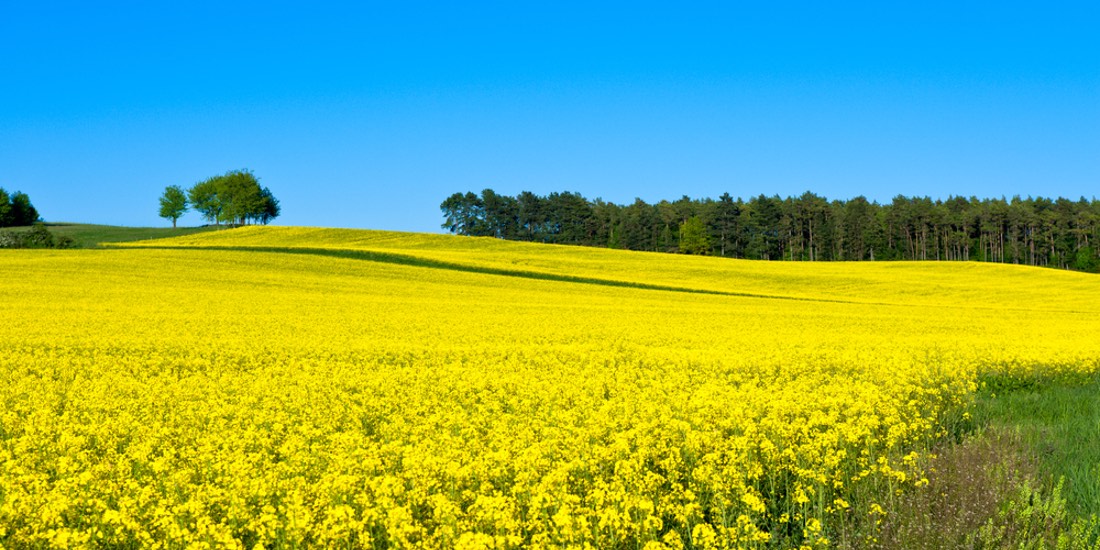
[2,226,1098,549]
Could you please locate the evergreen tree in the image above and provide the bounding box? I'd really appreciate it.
[439,188,1100,272]
[0,189,11,227]
[7,191,39,226]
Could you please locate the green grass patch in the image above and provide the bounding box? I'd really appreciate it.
[974,378,1100,518]
[836,379,1100,548]
[5,223,221,248]
[851,430,1075,549]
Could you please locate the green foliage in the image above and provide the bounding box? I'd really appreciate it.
[0,230,19,248]
[7,223,219,248]
[186,170,279,226]
[441,189,1100,271]
[9,191,39,226]
[974,379,1100,518]
[840,425,1100,550]
[837,362,1100,547]
[0,223,231,249]
[970,478,1069,549]
[440,191,486,236]
[1074,246,1099,273]
[158,185,189,228]
[258,187,281,225]
[1059,515,1100,549]
[0,188,10,226]
[188,178,222,224]
[23,223,54,248]
[608,224,622,249]
[218,170,264,224]
[678,215,710,254]
[0,224,73,249]
[0,187,40,227]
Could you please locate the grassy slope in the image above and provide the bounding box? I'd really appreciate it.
[120,225,1100,312]
[6,223,219,247]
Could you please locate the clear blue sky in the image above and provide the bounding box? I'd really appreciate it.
[2,2,1097,232]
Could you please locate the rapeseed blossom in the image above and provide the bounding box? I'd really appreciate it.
[0,227,1097,548]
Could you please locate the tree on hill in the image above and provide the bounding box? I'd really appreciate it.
[440,192,485,236]
[0,188,40,227]
[158,185,189,228]
[440,188,1100,272]
[188,178,223,225]
[258,187,281,225]
[219,170,266,225]
[186,170,280,226]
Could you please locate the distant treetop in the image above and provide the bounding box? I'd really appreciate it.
[0,188,40,228]
[172,170,280,227]
[441,189,1100,272]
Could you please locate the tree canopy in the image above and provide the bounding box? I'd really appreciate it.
[442,189,1100,272]
[0,188,40,228]
[158,185,189,228]
[678,215,710,255]
[186,170,280,226]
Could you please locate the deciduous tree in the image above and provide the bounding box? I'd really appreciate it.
[678,215,710,255]
[186,170,279,226]
[158,185,189,228]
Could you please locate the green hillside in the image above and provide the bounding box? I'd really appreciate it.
[4,223,221,247]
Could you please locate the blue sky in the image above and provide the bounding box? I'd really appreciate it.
[2,2,1097,232]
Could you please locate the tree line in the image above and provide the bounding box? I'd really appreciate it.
[0,187,40,228]
[441,190,1100,272]
[0,188,77,249]
[159,169,280,227]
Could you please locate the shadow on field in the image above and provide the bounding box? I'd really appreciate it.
[118,244,865,304]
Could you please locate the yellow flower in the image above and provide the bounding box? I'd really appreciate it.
[0,225,1095,548]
